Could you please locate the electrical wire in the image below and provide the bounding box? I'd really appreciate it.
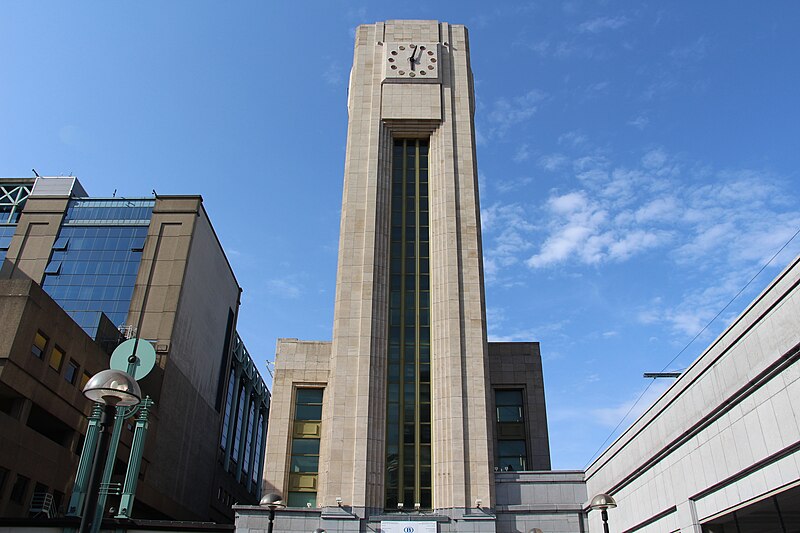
[583,225,800,470]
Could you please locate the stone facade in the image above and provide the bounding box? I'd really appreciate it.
[254,20,566,533]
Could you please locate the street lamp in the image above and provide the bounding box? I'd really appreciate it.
[260,492,286,533]
[79,370,141,533]
[589,493,617,533]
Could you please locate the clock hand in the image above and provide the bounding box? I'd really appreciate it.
[408,45,417,70]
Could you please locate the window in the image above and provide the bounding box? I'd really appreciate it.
[32,331,48,359]
[495,389,527,471]
[220,372,235,450]
[64,360,79,385]
[52,236,69,250]
[0,467,8,496]
[385,138,431,510]
[9,474,29,504]
[287,388,323,508]
[231,387,245,460]
[80,371,91,390]
[49,346,65,372]
[44,259,62,274]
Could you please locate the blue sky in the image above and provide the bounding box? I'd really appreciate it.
[3,2,800,469]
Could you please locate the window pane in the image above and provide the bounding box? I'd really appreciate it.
[497,440,526,456]
[290,455,320,473]
[49,347,64,372]
[64,360,79,385]
[291,439,320,455]
[32,332,47,359]
[295,404,322,421]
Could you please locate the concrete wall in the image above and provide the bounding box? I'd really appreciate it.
[0,196,67,282]
[584,254,800,532]
[494,471,586,533]
[0,280,120,517]
[488,342,551,471]
[130,197,246,521]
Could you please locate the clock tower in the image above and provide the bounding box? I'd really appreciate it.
[259,20,551,533]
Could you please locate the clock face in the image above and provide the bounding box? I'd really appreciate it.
[384,42,440,81]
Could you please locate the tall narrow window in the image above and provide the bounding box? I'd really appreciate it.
[287,388,323,508]
[220,372,235,450]
[243,403,255,474]
[64,360,80,385]
[49,346,65,372]
[232,387,245,461]
[32,331,48,359]
[385,139,431,510]
[495,389,527,471]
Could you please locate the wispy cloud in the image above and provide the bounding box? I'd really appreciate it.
[485,90,547,138]
[322,64,344,86]
[539,153,568,171]
[513,143,531,162]
[627,114,650,130]
[524,149,798,270]
[590,380,671,428]
[578,16,630,34]
[265,277,303,299]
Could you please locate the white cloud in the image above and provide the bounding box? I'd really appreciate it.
[590,380,671,428]
[578,16,630,34]
[627,114,650,129]
[485,90,547,138]
[539,153,568,171]
[513,144,531,162]
[265,277,303,299]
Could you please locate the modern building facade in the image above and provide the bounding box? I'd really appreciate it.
[235,20,581,533]
[0,176,269,523]
[584,254,800,533]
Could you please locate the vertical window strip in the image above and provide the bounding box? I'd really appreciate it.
[385,139,431,510]
[221,373,235,450]
[287,388,323,508]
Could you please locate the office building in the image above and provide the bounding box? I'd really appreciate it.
[0,177,269,523]
[235,21,588,533]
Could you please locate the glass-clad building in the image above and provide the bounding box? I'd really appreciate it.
[42,199,154,337]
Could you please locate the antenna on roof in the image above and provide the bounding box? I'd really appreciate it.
[112,189,117,197]
[32,168,40,177]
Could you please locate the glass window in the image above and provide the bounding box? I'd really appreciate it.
[10,474,29,504]
[32,331,47,359]
[496,389,524,422]
[288,387,323,507]
[385,138,431,510]
[64,360,79,385]
[44,260,62,274]
[497,440,527,471]
[49,346,64,372]
[287,492,316,508]
[220,373,235,449]
[80,371,91,390]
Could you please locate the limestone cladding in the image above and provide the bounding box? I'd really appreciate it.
[306,20,494,512]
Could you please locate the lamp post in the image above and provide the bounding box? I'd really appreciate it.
[260,492,286,533]
[78,369,141,533]
[589,493,617,533]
